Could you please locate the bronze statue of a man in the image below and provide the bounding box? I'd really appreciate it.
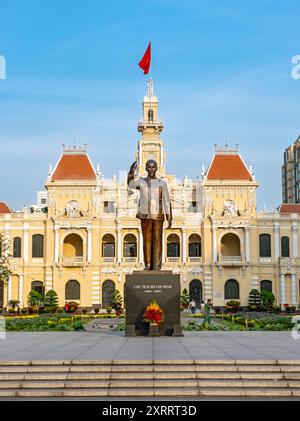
[127,159,172,271]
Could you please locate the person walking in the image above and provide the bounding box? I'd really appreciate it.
[189,299,196,315]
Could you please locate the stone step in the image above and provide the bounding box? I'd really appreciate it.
[0,387,299,398]
[0,378,299,390]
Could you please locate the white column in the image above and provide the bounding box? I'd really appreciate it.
[182,226,187,264]
[280,273,286,305]
[245,226,250,263]
[7,274,12,303]
[274,223,280,260]
[18,275,24,306]
[138,228,144,264]
[54,227,59,264]
[212,226,217,263]
[117,226,122,264]
[87,226,92,263]
[292,222,298,258]
[291,273,297,305]
[23,224,29,263]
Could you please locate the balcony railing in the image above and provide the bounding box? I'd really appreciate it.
[166,257,180,263]
[218,256,243,265]
[62,257,84,266]
[123,257,138,263]
[189,257,202,263]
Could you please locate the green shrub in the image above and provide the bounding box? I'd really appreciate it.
[106,306,112,314]
[81,307,88,314]
[94,307,100,314]
[28,290,43,308]
[73,321,84,331]
[44,290,59,312]
[248,289,262,307]
[181,288,190,308]
[261,290,275,310]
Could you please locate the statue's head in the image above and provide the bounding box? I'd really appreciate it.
[145,159,158,178]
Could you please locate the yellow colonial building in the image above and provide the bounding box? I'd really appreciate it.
[1,80,300,310]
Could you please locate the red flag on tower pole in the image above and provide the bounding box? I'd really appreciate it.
[138,42,151,75]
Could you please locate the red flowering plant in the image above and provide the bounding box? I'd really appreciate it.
[143,300,165,325]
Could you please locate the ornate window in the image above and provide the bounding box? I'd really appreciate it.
[123,234,137,257]
[260,280,272,293]
[32,234,44,258]
[65,280,80,300]
[102,234,115,257]
[13,237,21,258]
[167,234,180,257]
[281,236,290,258]
[31,281,44,297]
[148,109,154,123]
[189,279,202,308]
[102,280,115,308]
[259,234,271,257]
[225,279,240,299]
[188,234,201,257]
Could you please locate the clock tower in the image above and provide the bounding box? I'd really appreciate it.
[136,79,166,177]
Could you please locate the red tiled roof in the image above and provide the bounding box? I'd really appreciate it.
[0,202,12,213]
[207,154,252,180]
[278,204,300,214]
[52,154,96,181]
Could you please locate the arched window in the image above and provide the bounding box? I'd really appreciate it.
[260,280,272,293]
[148,109,154,123]
[259,234,271,257]
[123,234,137,257]
[167,234,180,257]
[102,280,115,308]
[32,234,44,258]
[225,279,240,299]
[65,280,80,300]
[63,234,83,257]
[13,237,21,258]
[188,234,201,257]
[221,233,241,256]
[102,234,115,257]
[189,279,202,308]
[0,280,4,308]
[281,236,290,258]
[31,281,44,297]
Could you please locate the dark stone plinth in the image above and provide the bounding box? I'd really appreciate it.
[125,270,182,337]
[172,324,184,337]
[148,324,160,337]
[125,324,136,337]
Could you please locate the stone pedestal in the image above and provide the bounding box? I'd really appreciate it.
[125,270,183,337]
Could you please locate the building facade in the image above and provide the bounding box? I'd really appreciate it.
[1,81,300,309]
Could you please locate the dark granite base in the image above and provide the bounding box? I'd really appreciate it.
[125,270,182,337]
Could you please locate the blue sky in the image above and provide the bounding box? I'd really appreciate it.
[0,0,299,210]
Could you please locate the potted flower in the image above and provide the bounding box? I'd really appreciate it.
[94,307,100,314]
[143,300,164,337]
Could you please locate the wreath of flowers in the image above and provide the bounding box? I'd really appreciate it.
[143,300,164,325]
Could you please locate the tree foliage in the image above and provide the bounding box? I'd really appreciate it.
[0,232,12,287]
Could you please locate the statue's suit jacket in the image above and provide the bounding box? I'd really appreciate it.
[128,176,172,221]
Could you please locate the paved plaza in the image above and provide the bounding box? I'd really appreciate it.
[0,331,299,361]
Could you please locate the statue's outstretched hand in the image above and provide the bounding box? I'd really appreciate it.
[129,161,138,174]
